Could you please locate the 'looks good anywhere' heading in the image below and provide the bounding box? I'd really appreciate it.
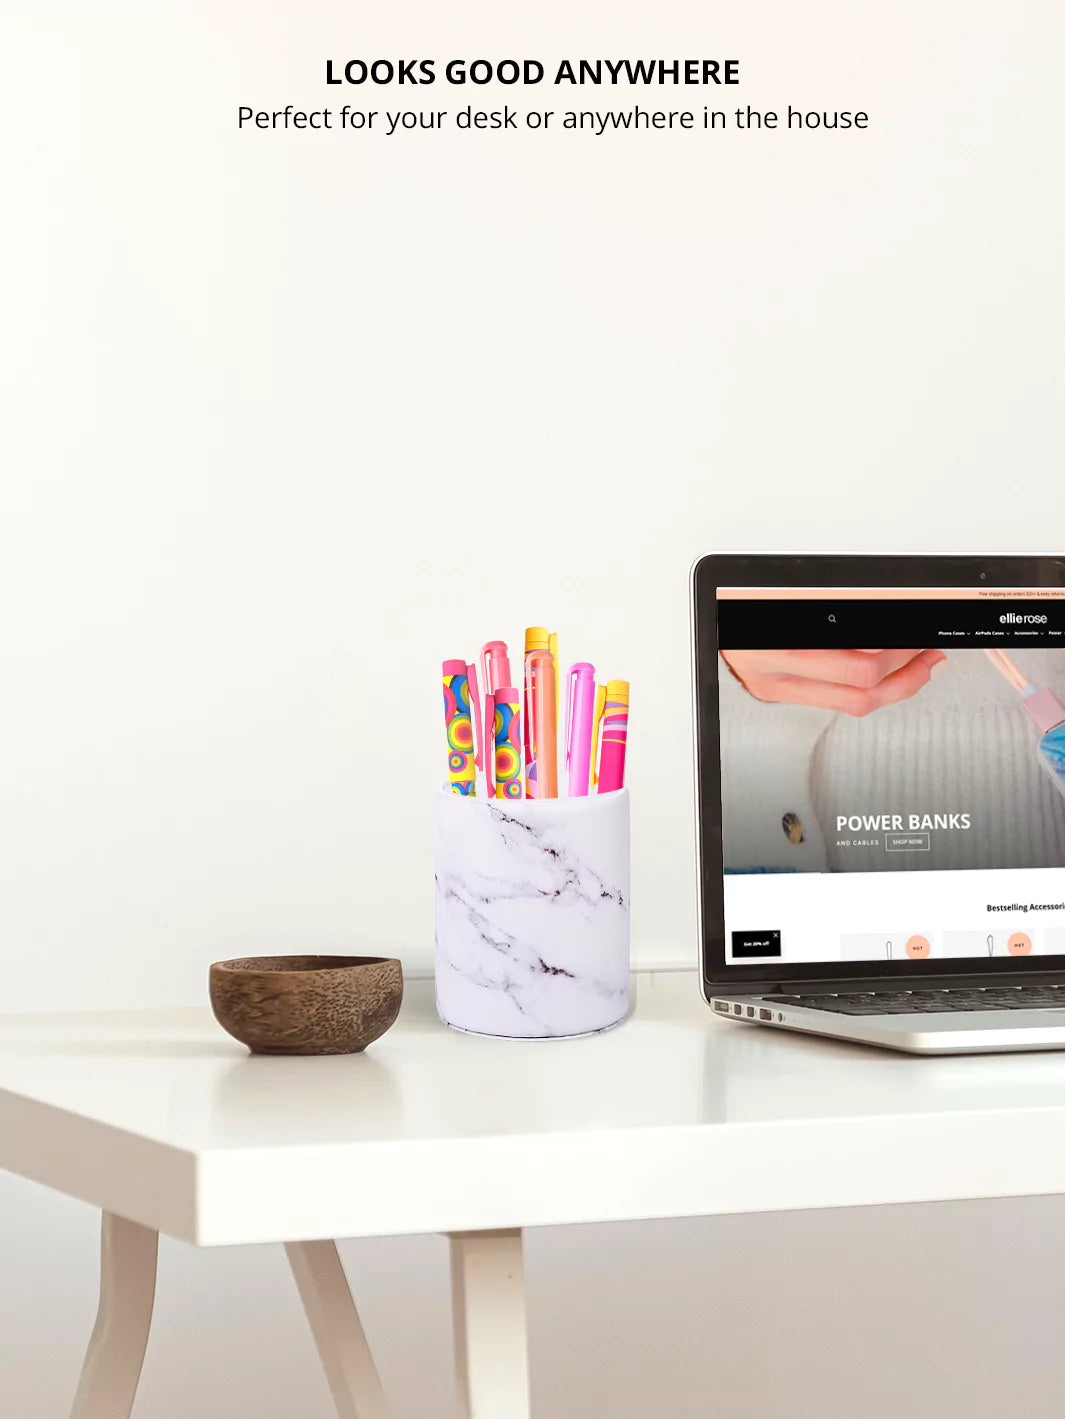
[326,59,740,87]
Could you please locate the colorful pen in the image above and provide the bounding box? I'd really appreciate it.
[442,659,477,795]
[493,687,523,798]
[565,662,596,797]
[596,679,629,793]
[526,650,558,798]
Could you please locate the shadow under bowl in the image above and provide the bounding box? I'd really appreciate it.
[209,955,404,1056]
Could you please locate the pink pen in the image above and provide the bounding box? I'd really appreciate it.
[565,663,597,797]
[597,680,630,794]
[480,642,511,798]
[465,661,492,798]
[480,641,513,696]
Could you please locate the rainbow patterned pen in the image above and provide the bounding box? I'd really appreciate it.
[493,688,523,799]
[442,659,477,795]
[596,679,629,794]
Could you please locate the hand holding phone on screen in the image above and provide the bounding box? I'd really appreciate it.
[719,647,948,717]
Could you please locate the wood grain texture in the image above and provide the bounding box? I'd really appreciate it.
[209,956,403,1055]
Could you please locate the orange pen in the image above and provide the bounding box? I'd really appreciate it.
[524,628,557,792]
[526,650,558,798]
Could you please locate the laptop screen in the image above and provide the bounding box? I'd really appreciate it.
[716,586,1065,970]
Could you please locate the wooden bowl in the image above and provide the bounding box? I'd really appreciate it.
[209,955,403,1056]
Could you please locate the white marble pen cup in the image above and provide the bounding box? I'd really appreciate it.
[434,786,631,1038]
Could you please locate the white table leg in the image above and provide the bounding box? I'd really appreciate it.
[447,1229,530,1419]
[71,1212,159,1419]
[285,1240,392,1419]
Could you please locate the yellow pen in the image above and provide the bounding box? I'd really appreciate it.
[525,627,558,695]
[590,682,607,791]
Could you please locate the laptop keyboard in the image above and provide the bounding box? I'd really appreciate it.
[772,986,1065,1016]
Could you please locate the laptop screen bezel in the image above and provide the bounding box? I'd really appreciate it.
[692,552,1065,992]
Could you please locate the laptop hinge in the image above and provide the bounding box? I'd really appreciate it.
[772,972,1065,994]
[712,970,1065,996]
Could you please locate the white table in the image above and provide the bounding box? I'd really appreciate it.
[6,969,1065,1417]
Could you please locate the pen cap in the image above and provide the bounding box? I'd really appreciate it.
[481,640,512,693]
[565,662,596,758]
[526,649,556,683]
[1024,687,1065,735]
[442,659,467,676]
[526,628,560,717]
[605,679,630,707]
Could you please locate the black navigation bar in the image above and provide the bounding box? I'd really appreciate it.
[717,599,1065,649]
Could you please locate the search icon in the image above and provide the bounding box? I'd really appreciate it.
[828,614,837,623]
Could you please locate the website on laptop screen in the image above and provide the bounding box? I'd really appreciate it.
[717,588,1065,967]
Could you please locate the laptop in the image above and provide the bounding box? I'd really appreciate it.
[692,552,1065,1054]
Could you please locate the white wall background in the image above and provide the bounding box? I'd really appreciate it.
[3,0,1065,1415]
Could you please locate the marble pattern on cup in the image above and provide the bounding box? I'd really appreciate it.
[434,787,630,1038]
